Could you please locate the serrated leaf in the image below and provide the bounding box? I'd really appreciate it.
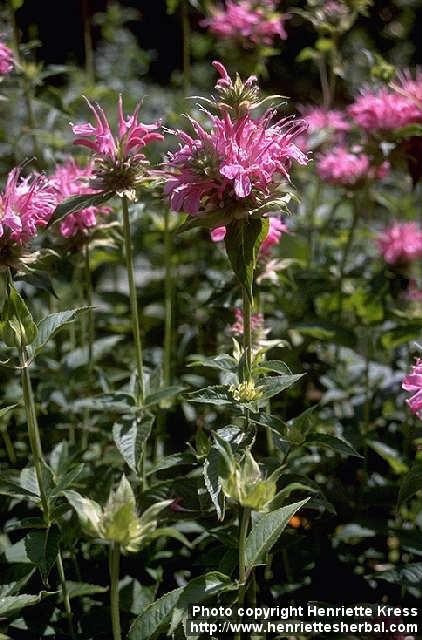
[50,192,113,227]
[257,374,304,400]
[63,582,108,601]
[62,490,102,537]
[33,308,89,353]
[0,592,51,617]
[306,433,362,458]
[113,414,154,473]
[224,218,268,301]
[170,572,235,633]
[203,448,225,521]
[128,587,183,640]
[398,463,422,506]
[187,386,233,406]
[25,526,60,581]
[244,498,310,573]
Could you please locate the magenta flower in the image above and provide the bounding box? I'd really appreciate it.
[72,96,163,197]
[402,359,422,420]
[52,159,110,238]
[201,1,287,47]
[376,221,422,266]
[163,65,307,223]
[211,217,287,256]
[0,41,13,75]
[317,146,389,186]
[393,70,422,111]
[0,167,57,247]
[348,87,421,132]
[231,307,265,336]
[301,106,350,135]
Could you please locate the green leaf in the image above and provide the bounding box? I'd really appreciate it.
[113,414,154,474]
[292,323,355,347]
[0,592,51,617]
[63,336,123,369]
[62,490,102,537]
[398,463,422,506]
[50,192,113,227]
[170,572,235,633]
[224,218,268,301]
[257,374,304,400]
[285,406,318,444]
[203,448,225,521]
[187,386,233,406]
[25,526,61,581]
[127,587,183,640]
[0,480,40,502]
[0,404,19,419]
[187,353,237,373]
[33,308,89,353]
[144,385,185,408]
[1,285,37,349]
[63,582,108,601]
[306,433,362,458]
[177,210,228,234]
[368,441,408,475]
[48,464,85,500]
[74,392,136,414]
[244,498,310,573]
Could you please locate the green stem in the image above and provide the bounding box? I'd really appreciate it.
[1,427,16,464]
[163,209,173,389]
[84,241,94,376]
[242,288,252,382]
[81,0,95,83]
[121,195,144,404]
[109,542,121,640]
[238,506,250,603]
[56,550,75,638]
[182,0,191,95]
[337,198,359,323]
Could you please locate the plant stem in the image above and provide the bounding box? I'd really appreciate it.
[238,506,250,603]
[81,0,95,83]
[337,197,359,323]
[163,209,173,389]
[1,427,16,464]
[121,195,144,405]
[182,0,191,95]
[84,241,94,376]
[56,549,75,638]
[242,288,252,382]
[109,542,121,640]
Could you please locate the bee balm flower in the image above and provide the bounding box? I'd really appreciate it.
[402,359,422,420]
[376,222,422,266]
[348,87,421,131]
[72,96,163,199]
[317,147,389,186]
[52,159,110,238]
[0,41,13,75]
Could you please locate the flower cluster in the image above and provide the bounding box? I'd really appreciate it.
[317,146,389,186]
[348,86,421,132]
[201,1,287,47]
[0,167,57,248]
[402,359,422,420]
[52,159,110,238]
[376,221,422,266]
[0,41,13,75]
[231,307,265,336]
[162,63,308,224]
[301,106,350,136]
[72,96,163,198]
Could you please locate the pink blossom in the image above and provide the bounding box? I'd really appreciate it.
[402,359,422,420]
[231,307,264,335]
[163,109,307,218]
[301,106,350,135]
[72,95,163,161]
[393,69,422,111]
[51,159,110,238]
[348,87,421,131]
[317,147,370,185]
[0,167,57,245]
[211,217,287,255]
[0,41,13,75]
[201,1,287,47]
[376,221,422,265]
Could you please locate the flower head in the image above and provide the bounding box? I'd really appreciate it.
[0,167,57,248]
[201,1,288,47]
[317,146,388,186]
[402,359,422,420]
[162,71,307,223]
[0,41,13,75]
[392,69,422,112]
[301,106,350,135]
[348,87,421,132]
[72,96,163,198]
[52,159,110,238]
[376,221,422,266]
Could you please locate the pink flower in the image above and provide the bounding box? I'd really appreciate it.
[51,159,110,238]
[0,41,13,75]
[72,95,163,161]
[231,307,264,335]
[402,359,422,420]
[301,106,350,135]
[348,87,421,131]
[212,217,287,255]
[0,167,57,246]
[163,109,307,218]
[317,147,370,185]
[376,221,422,265]
[393,69,422,111]
[201,1,287,47]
